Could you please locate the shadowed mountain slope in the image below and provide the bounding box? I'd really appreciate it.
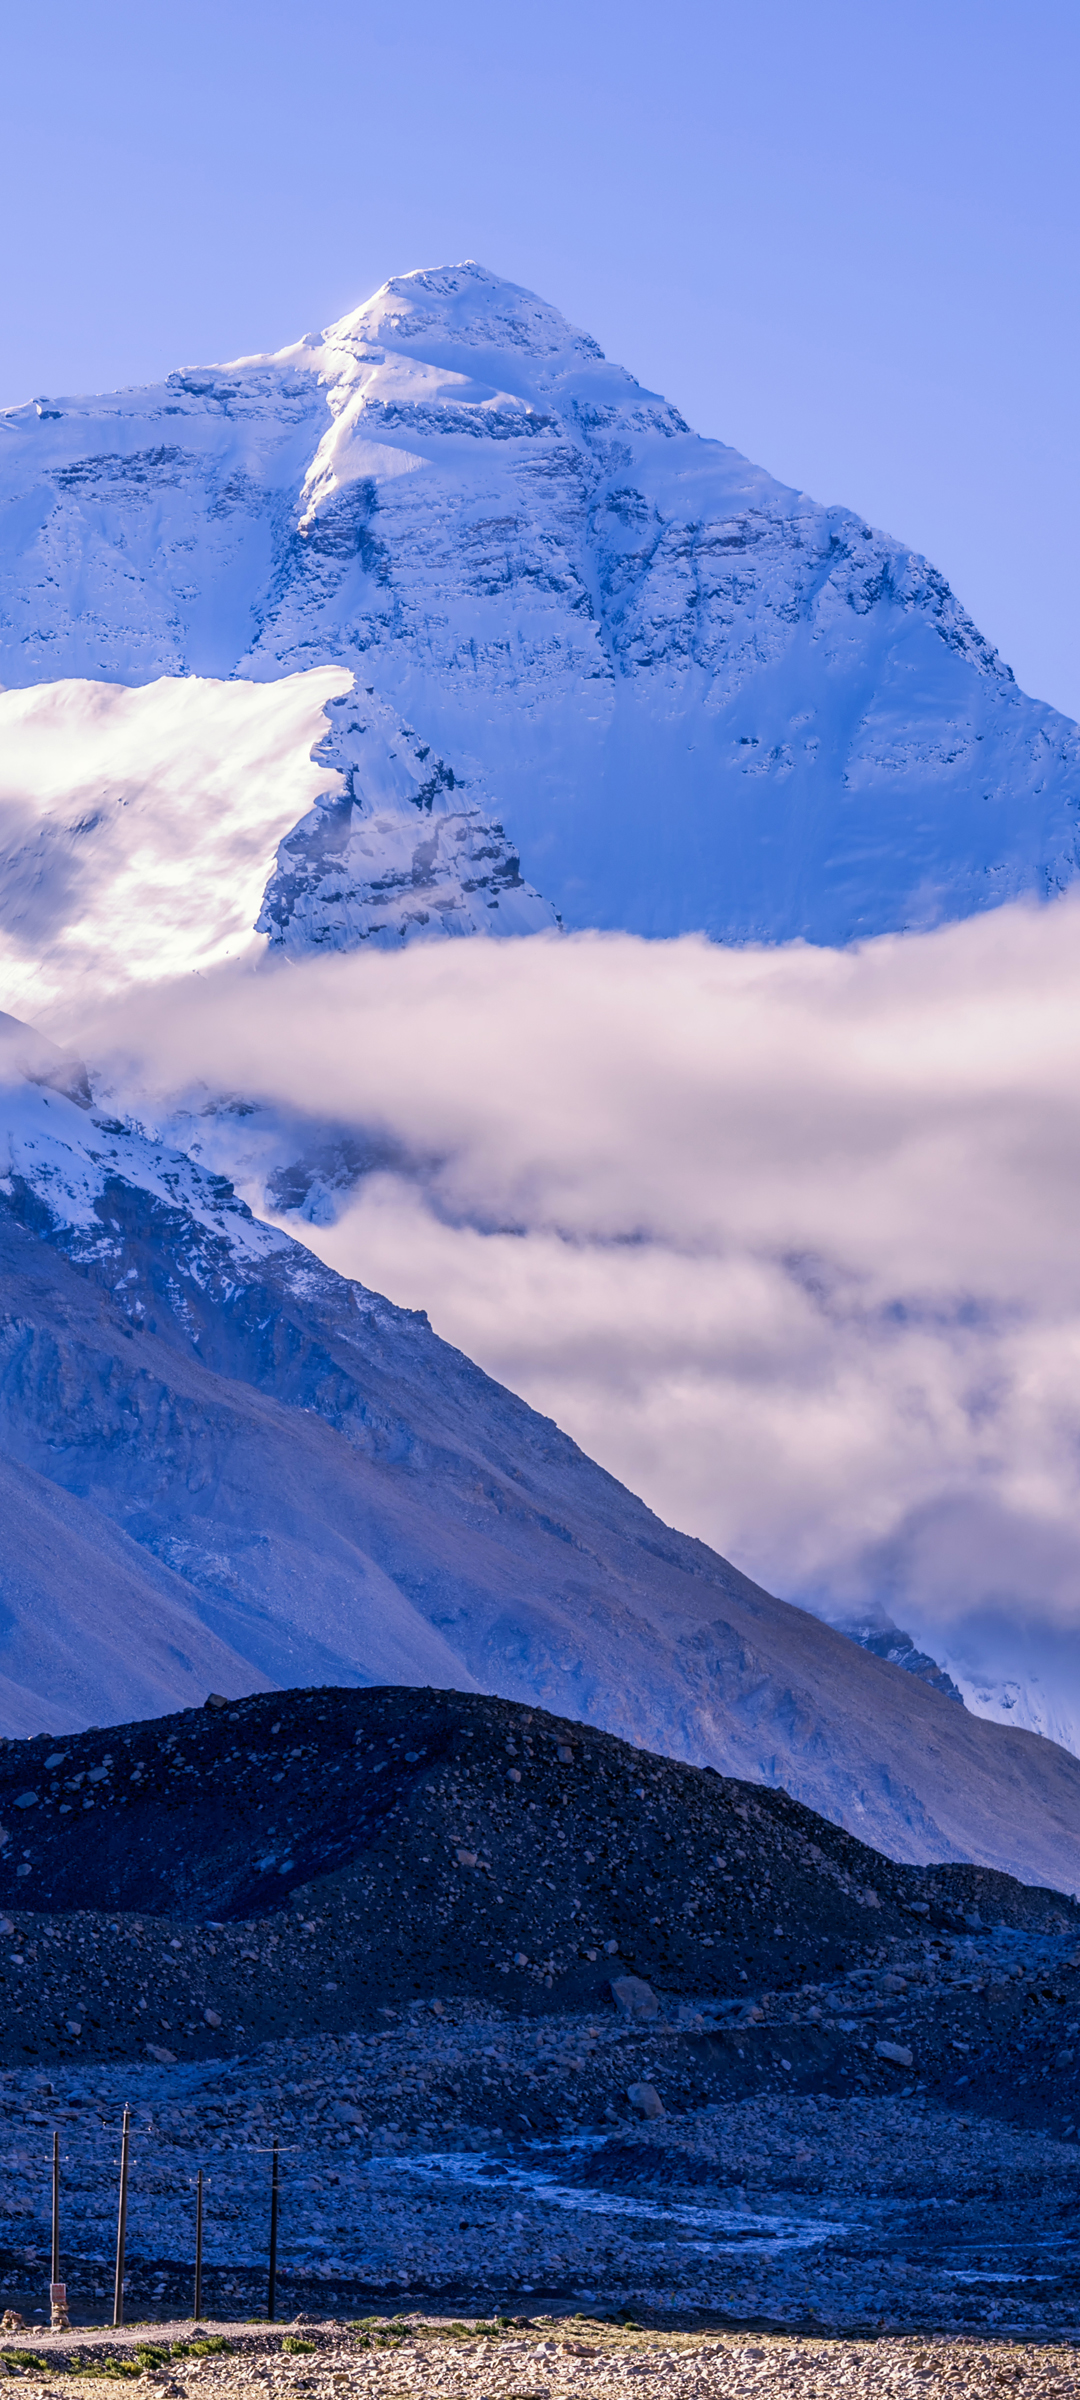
[3,1053,1080,1892]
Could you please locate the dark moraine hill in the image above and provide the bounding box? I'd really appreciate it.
[0,1685,1073,2068]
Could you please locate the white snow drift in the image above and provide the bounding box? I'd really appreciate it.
[0,668,554,1015]
[0,670,347,1012]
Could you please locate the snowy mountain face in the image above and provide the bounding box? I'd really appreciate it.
[840,1616,965,1707]
[936,1643,1080,1764]
[257,682,555,955]
[838,1609,1080,1751]
[0,668,554,1018]
[3,1021,1080,1894]
[2,260,1079,945]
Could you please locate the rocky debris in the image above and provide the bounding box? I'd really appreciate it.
[0,2050,1079,2339]
[0,1686,1078,2157]
[0,1685,1078,2075]
[0,2001,1077,2335]
[1,2317,1078,2400]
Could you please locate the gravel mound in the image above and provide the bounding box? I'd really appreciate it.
[0,1687,1076,2081]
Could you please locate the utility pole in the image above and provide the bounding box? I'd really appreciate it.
[113,2109,131,2330]
[194,2170,204,2321]
[50,2131,68,2330]
[267,2141,280,2322]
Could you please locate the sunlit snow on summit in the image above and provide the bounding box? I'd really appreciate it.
[1,259,1078,949]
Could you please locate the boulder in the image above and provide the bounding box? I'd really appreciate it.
[875,2040,914,2068]
[627,2081,664,2120]
[610,1974,659,2021]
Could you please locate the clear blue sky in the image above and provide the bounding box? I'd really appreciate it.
[3,0,1077,718]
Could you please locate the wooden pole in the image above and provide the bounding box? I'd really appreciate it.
[267,2141,279,2322]
[194,2170,204,2321]
[49,2131,69,2329]
[113,2108,131,2330]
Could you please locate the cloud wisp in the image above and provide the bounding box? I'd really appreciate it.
[71,898,1080,1750]
[0,669,349,1015]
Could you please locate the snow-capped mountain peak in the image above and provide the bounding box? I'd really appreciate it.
[323,259,611,378]
[4,257,1076,948]
[290,260,690,534]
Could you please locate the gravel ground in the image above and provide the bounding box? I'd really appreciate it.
[1,1998,1079,2343]
[0,2313,1076,2400]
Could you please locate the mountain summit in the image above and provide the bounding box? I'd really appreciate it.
[2,260,1078,948]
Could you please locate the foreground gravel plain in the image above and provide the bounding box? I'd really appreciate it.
[0,2312,1076,2400]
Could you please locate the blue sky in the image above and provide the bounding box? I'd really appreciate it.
[2,0,1077,717]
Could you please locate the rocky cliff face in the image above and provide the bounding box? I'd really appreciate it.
[2,261,1078,947]
[256,683,556,953]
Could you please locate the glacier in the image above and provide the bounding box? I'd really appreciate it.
[2,259,1079,946]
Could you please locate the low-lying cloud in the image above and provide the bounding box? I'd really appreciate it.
[71,897,1080,1752]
